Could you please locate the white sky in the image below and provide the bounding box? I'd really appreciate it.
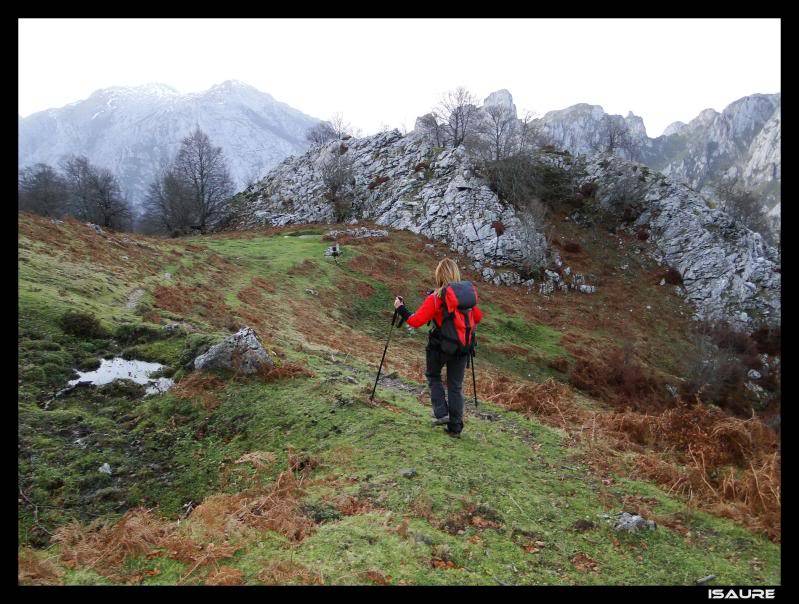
[19,18,781,137]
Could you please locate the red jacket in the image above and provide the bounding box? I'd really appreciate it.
[402,288,484,330]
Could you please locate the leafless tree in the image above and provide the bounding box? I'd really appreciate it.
[319,151,355,222]
[60,155,96,219]
[172,127,235,232]
[18,163,67,217]
[517,111,553,153]
[90,167,132,229]
[306,113,358,145]
[435,87,479,148]
[60,155,131,229]
[305,121,338,145]
[416,113,446,147]
[715,177,773,244]
[591,115,641,160]
[140,167,195,234]
[474,103,519,161]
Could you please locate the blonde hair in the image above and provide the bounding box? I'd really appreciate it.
[434,258,461,297]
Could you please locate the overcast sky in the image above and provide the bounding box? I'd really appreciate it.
[19,18,780,137]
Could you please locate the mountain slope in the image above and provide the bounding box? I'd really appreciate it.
[18,81,320,208]
[18,214,779,585]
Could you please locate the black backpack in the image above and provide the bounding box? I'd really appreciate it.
[435,281,478,356]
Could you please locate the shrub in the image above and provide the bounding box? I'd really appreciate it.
[751,325,781,356]
[569,344,670,410]
[578,181,598,198]
[482,151,581,215]
[59,311,109,339]
[636,228,650,241]
[562,240,582,253]
[114,323,162,345]
[663,267,683,285]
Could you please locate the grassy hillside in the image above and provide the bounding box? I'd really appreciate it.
[18,213,780,585]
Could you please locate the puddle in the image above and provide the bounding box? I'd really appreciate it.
[65,357,174,396]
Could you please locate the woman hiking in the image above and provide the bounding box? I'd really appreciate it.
[394,258,483,438]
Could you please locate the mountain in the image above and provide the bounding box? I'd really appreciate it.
[18,80,321,209]
[536,93,781,214]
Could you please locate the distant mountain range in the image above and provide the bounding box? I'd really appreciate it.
[18,80,320,210]
[534,92,781,216]
[19,81,780,222]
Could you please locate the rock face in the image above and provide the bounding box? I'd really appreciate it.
[193,327,274,374]
[581,155,780,327]
[19,80,320,208]
[229,129,548,270]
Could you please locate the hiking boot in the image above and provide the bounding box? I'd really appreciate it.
[444,426,462,439]
[431,415,450,426]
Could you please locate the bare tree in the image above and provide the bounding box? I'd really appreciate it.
[319,151,355,222]
[60,155,96,220]
[474,103,519,161]
[416,113,446,147]
[590,115,642,160]
[140,167,195,234]
[172,127,235,232]
[715,177,773,243]
[517,111,552,153]
[435,87,479,149]
[18,163,67,217]
[305,121,338,145]
[90,167,132,229]
[60,155,131,229]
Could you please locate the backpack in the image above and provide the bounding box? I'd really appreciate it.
[435,281,478,356]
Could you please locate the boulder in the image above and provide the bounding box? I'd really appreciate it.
[193,327,274,374]
[614,511,656,532]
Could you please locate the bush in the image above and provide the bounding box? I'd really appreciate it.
[568,344,670,410]
[482,151,581,215]
[114,323,162,345]
[59,311,109,339]
[663,267,683,285]
[751,325,781,356]
[562,240,582,253]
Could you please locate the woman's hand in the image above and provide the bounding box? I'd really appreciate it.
[394,296,404,309]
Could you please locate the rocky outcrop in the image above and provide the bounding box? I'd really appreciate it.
[229,129,548,270]
[580,155,780,327]
[193,327,274,374]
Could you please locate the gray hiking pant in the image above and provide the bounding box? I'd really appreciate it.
[425,344,469,434]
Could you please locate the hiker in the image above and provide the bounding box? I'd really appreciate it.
[394,258,483,438]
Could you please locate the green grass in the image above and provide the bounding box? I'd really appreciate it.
[18,215,780,585]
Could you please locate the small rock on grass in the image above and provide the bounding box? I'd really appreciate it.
[400,468,417,478]
[614,511,656,532]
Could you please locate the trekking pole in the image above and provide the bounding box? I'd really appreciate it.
[370,300,404,402]
[470,346,478,408]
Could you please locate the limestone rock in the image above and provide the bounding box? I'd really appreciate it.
[227,129,548,277]
[193,327,273,374]
[614,512,656,532]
